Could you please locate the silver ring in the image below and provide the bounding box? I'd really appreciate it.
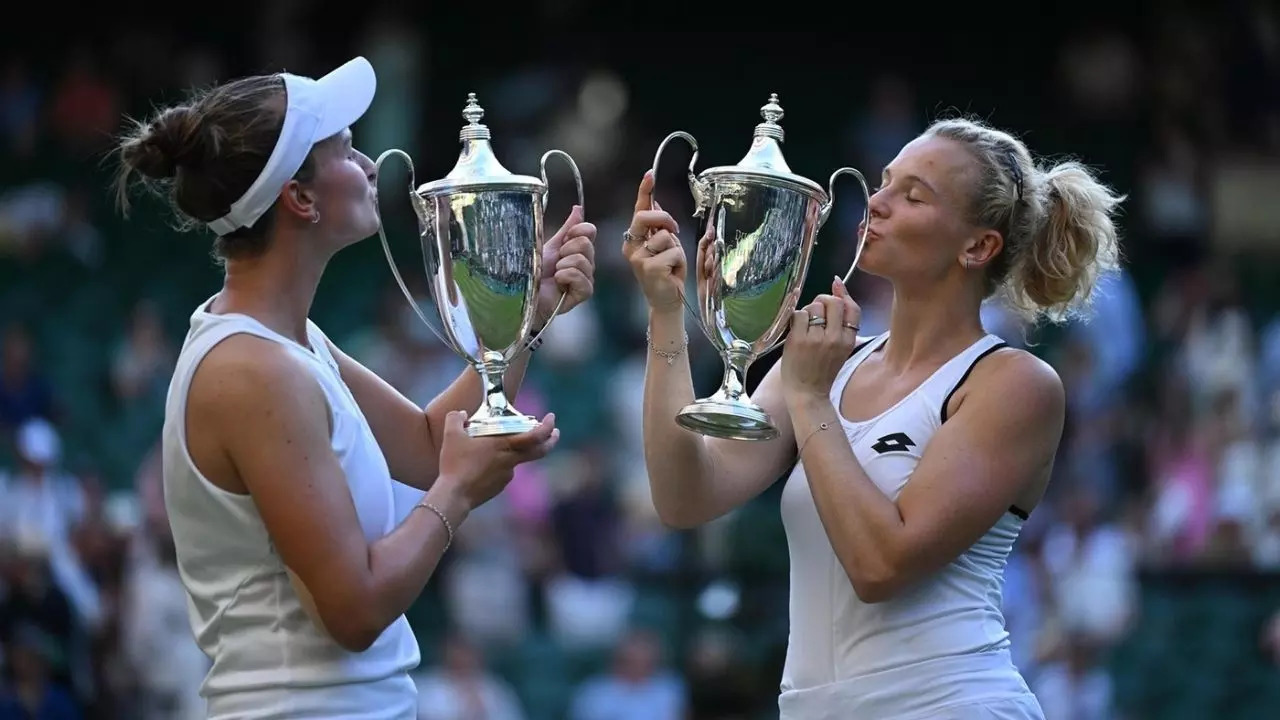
[844,323,858,332]
[624,230,645,244]
[807,316,827,327]
[643,241,657,255]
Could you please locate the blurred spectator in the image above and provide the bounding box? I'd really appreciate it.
[0,624,81,720]
[1031,637,1115,720]
[0,326,54,435]
[682,628,756,720]
[0,544,77,699]
[568,630,684,720]
[0,59,40,158]
[0,420,102,632]
[118,529,208,720]
[48,49,119,154]
[109,300,174,407]
[411,634,526,720]
[1042,484,1138,645]
[545,449,634,652]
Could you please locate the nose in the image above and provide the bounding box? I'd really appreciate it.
[867,187,889,220]
[356,150,377,182]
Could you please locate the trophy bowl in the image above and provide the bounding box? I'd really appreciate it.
[374,93,584,437]
[651,94,871,441]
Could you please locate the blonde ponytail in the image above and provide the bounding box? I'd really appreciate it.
[1000,161,1124,323]
[924,118,1125,325]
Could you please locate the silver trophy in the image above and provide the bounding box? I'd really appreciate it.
[374,93,584,437]
[651,93,871,441]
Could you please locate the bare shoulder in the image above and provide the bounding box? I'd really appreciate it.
[955,346,1065,430]
[192,334,311,403]
[188,334,330,445]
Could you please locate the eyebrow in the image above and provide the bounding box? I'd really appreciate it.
[882,169,938,196]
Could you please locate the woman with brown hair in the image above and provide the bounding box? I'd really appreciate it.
[113,57,597,718]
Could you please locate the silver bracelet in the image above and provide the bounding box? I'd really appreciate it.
[797,422,831,458]
[415,501,454,552]
[646,327,688,366]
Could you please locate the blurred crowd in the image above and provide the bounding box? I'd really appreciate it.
[4,10,1280,720]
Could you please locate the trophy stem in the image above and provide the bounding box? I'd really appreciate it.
[466,352,540,438]
[719,356,749,404]
[675,350,779,441]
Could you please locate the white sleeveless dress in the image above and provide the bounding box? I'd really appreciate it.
[778,332,1045,720]
[161,297,421,719]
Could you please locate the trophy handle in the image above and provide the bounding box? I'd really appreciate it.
[523,149,586,353]
[752,169,875,358]
[817,166,873,286]
[650,131,717,345]
[373,148,465,356]
[652,131,712,218]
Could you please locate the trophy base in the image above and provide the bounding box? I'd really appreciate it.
[676,399,780,442]
[465,412,541,438]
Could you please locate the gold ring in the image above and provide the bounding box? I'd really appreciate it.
[643,242,657,255]
[844,323,858,331]
[807,316,827,327]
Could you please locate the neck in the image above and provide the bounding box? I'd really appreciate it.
[882,276,986,371]
[215,230,330,346]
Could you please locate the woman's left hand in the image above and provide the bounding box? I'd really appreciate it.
[535,205,597,327]
[780,276,863,404]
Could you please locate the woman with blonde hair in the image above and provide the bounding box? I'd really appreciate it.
[623,117,1122,719]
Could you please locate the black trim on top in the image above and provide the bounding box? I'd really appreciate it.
[849,336,876,358]
[940,341,1009,424]
[1008,504,1030,520]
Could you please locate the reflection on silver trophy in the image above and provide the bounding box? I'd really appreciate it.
[374,93,584,437]
[651,94,872,441]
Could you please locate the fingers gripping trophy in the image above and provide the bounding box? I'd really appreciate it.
[647,94,872,441]
[374,94,585,437]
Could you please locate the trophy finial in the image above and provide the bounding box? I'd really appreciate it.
[459,93,491,142]
[760,93,784,125]
[752,92,786,144]
[740,92,790,172]
[462,93,485,125]
[441,91,516,183]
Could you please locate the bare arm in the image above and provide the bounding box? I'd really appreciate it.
[628,172,800,528]
[644,307,798,527]
[787,349,1064,602]
[326,340,532,490]
[196,337,472,652]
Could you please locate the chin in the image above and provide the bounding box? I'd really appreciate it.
[354,216,382,242]
[852,242,892,279]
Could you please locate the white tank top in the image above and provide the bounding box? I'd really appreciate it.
[160,297,420,718]
[778,332,1040,719]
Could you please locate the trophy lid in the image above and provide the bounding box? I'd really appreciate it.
[701,93,824,198]
[417,93,544,196]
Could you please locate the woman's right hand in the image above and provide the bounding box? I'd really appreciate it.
[434,411,559,511]
[622,171,693,313]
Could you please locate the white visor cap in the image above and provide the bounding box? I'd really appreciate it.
[207,56,377,236]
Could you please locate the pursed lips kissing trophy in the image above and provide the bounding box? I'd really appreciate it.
[374,93,585,437]
[650,94,873,441]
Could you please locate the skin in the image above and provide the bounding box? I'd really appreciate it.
[183,125,597,651]
[624,135,1066,604]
